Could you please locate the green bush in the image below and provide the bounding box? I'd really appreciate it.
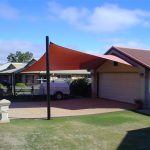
[16,83,26,87]
[70,78,91,97]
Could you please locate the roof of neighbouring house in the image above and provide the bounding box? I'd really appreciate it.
[12,63,27,68]
[0,63,11,71]
[108,46,150,69]
[0,63,27,74]
[0,68,21,74]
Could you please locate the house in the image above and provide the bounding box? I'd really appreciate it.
[21,42,150,108]
[91,46,150,108]
[0,61,90,86]
[0,59,37,85]
[22,70,90,84]
[0,63,27,84]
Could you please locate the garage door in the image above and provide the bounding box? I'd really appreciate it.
[99,73,140,103]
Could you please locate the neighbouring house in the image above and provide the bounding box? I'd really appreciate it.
[22,69,90,84]
[50,70,90,80]
[0,59,37,85]
[91,46,150,108]
[0,60,90,86]
[0,63,27,84]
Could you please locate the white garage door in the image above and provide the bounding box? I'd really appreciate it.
[99,73,140,103]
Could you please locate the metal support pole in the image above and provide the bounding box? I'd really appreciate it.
[46,36,51,120]
[12,73,16,97]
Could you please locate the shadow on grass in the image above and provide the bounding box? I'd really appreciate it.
[133,109,150,116]
[117,127,150,150]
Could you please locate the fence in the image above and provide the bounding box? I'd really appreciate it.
[0,82,44,100]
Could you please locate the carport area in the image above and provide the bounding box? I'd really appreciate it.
[9,98,134,119]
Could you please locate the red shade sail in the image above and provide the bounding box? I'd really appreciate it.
[23,42,131,73]
[23,42,103,72]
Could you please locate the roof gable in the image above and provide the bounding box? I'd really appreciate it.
[0,63,11,71]
[107,46,150,69]
[7,64,16,70]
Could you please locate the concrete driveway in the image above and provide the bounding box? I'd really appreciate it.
[9,98,134,119]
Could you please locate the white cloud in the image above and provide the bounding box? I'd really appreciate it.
[99,37,150,50]
[84,38,150,55]
[0,3,19,19]
[114,40,150,50]
[48,1,88,25]
[0,40,44,64]
[48,1,150,33]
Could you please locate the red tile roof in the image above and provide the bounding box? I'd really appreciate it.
[112,46,150,69]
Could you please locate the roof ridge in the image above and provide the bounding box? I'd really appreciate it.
[113,46,150,52]
[11,62,26,64]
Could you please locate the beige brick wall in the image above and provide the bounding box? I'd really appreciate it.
[97,60,138,73]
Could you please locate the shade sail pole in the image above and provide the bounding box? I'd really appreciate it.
[46,36,51,120]
[12,73,16,97]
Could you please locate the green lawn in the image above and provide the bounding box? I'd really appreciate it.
[0,111,150,150]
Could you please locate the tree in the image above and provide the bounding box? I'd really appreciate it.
[7,51,33,63]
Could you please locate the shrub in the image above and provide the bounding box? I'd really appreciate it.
[16,83,26,88]
[70,78,91,97]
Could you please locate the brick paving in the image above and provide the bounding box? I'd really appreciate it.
[9,98,134,119]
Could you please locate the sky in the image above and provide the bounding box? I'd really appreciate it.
[1,0,150,63]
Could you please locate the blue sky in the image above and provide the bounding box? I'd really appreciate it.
[0,0,150,63]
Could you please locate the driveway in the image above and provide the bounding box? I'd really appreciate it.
[9,98,134,119]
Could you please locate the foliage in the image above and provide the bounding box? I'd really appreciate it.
[7,51,33,63]
[0,83,4,89]
[16,82,26,87]
[70,78,91,97]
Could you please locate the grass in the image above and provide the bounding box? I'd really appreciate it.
[0,111,150,150]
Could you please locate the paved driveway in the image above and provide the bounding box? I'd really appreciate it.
[9,98,134,119]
